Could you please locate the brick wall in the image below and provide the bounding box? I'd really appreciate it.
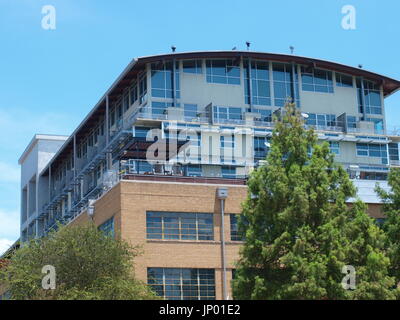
[71,179,384,300]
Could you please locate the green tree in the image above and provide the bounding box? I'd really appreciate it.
[232,103,397,300]
[376,168,400,285]
[0,223,157,300]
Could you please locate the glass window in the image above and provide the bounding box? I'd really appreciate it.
[130,82,138,105]
[183,60,202,74]
[306,113,336,128]
[170,125,201,162]
[206,59,240,85]
[254,136,270,160]
[110,107,116,126]
[146,212,214,241]
[123,93,129,112]
[244,60,271,106]
[336,73,353,87]
[357,79,382,115]
[117,102,123,121]
[151,61,180,99]
[148,268,215,300]
[152,101,169,116]
[134,126,152,139]
[273,63,300,107]
[184,104,198,119]
[301,67,333,93]
[220,135,235,164]
[254,109,272,123]
[151,101,180,116]
[98,217,114,237]
[356,143,388,164]
[389,143,399,161]
[347,116,357,129]
[230,214,243,241]
[221,166,236,179]
[329,141,340,155]
[137,161,153,174]
[186,164,202,177]
[139,72,147,104]
[213,106,242,123]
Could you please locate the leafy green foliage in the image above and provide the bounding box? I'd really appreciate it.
[376,168,400,285]
[232,103,397,300]
[0,223,158,300]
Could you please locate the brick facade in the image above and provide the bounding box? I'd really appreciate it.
[70,179,384,300]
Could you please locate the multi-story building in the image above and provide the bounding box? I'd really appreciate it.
[18,51,400,300]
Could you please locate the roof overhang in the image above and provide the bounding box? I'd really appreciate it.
[135,51,400,97]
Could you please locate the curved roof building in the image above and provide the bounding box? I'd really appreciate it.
[17,51,400,300]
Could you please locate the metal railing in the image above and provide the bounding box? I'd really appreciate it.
[390,160,400,166]
[119,159,247,180]
[387,128,400,137]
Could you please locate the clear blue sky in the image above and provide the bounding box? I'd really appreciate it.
[1,0,399,252]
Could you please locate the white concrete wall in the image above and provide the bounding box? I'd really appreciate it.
[19,136,68,239]
[332,141,384,166]
[300,85,359,116]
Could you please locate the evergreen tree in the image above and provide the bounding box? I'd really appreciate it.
[232,103,396,300]
[376,168,400,285]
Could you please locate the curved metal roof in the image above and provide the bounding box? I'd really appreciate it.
[134,50,400,96]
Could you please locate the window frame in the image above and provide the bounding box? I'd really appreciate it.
[146,211,214,241]
[301,67,334,93]
[147,268,215,300]
[206,59,241,85]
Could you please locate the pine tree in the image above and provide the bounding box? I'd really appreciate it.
[376,168,400,285]
[232,103,396,300]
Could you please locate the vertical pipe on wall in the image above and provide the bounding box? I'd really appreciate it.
[220,198,228,300]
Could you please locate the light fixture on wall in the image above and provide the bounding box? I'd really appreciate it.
[87,199,95,218]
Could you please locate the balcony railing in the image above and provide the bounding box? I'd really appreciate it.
[390,160,400,166]
[387,128,400,137]
[119,159,247,180]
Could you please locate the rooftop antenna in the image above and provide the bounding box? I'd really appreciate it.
[246,41,251,51]
[290,46,294,55]
[171,45,176,53]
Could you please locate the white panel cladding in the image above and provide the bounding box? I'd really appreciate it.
[349,179,390,204]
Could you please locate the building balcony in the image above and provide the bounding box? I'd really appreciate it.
[119,159,247,183]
